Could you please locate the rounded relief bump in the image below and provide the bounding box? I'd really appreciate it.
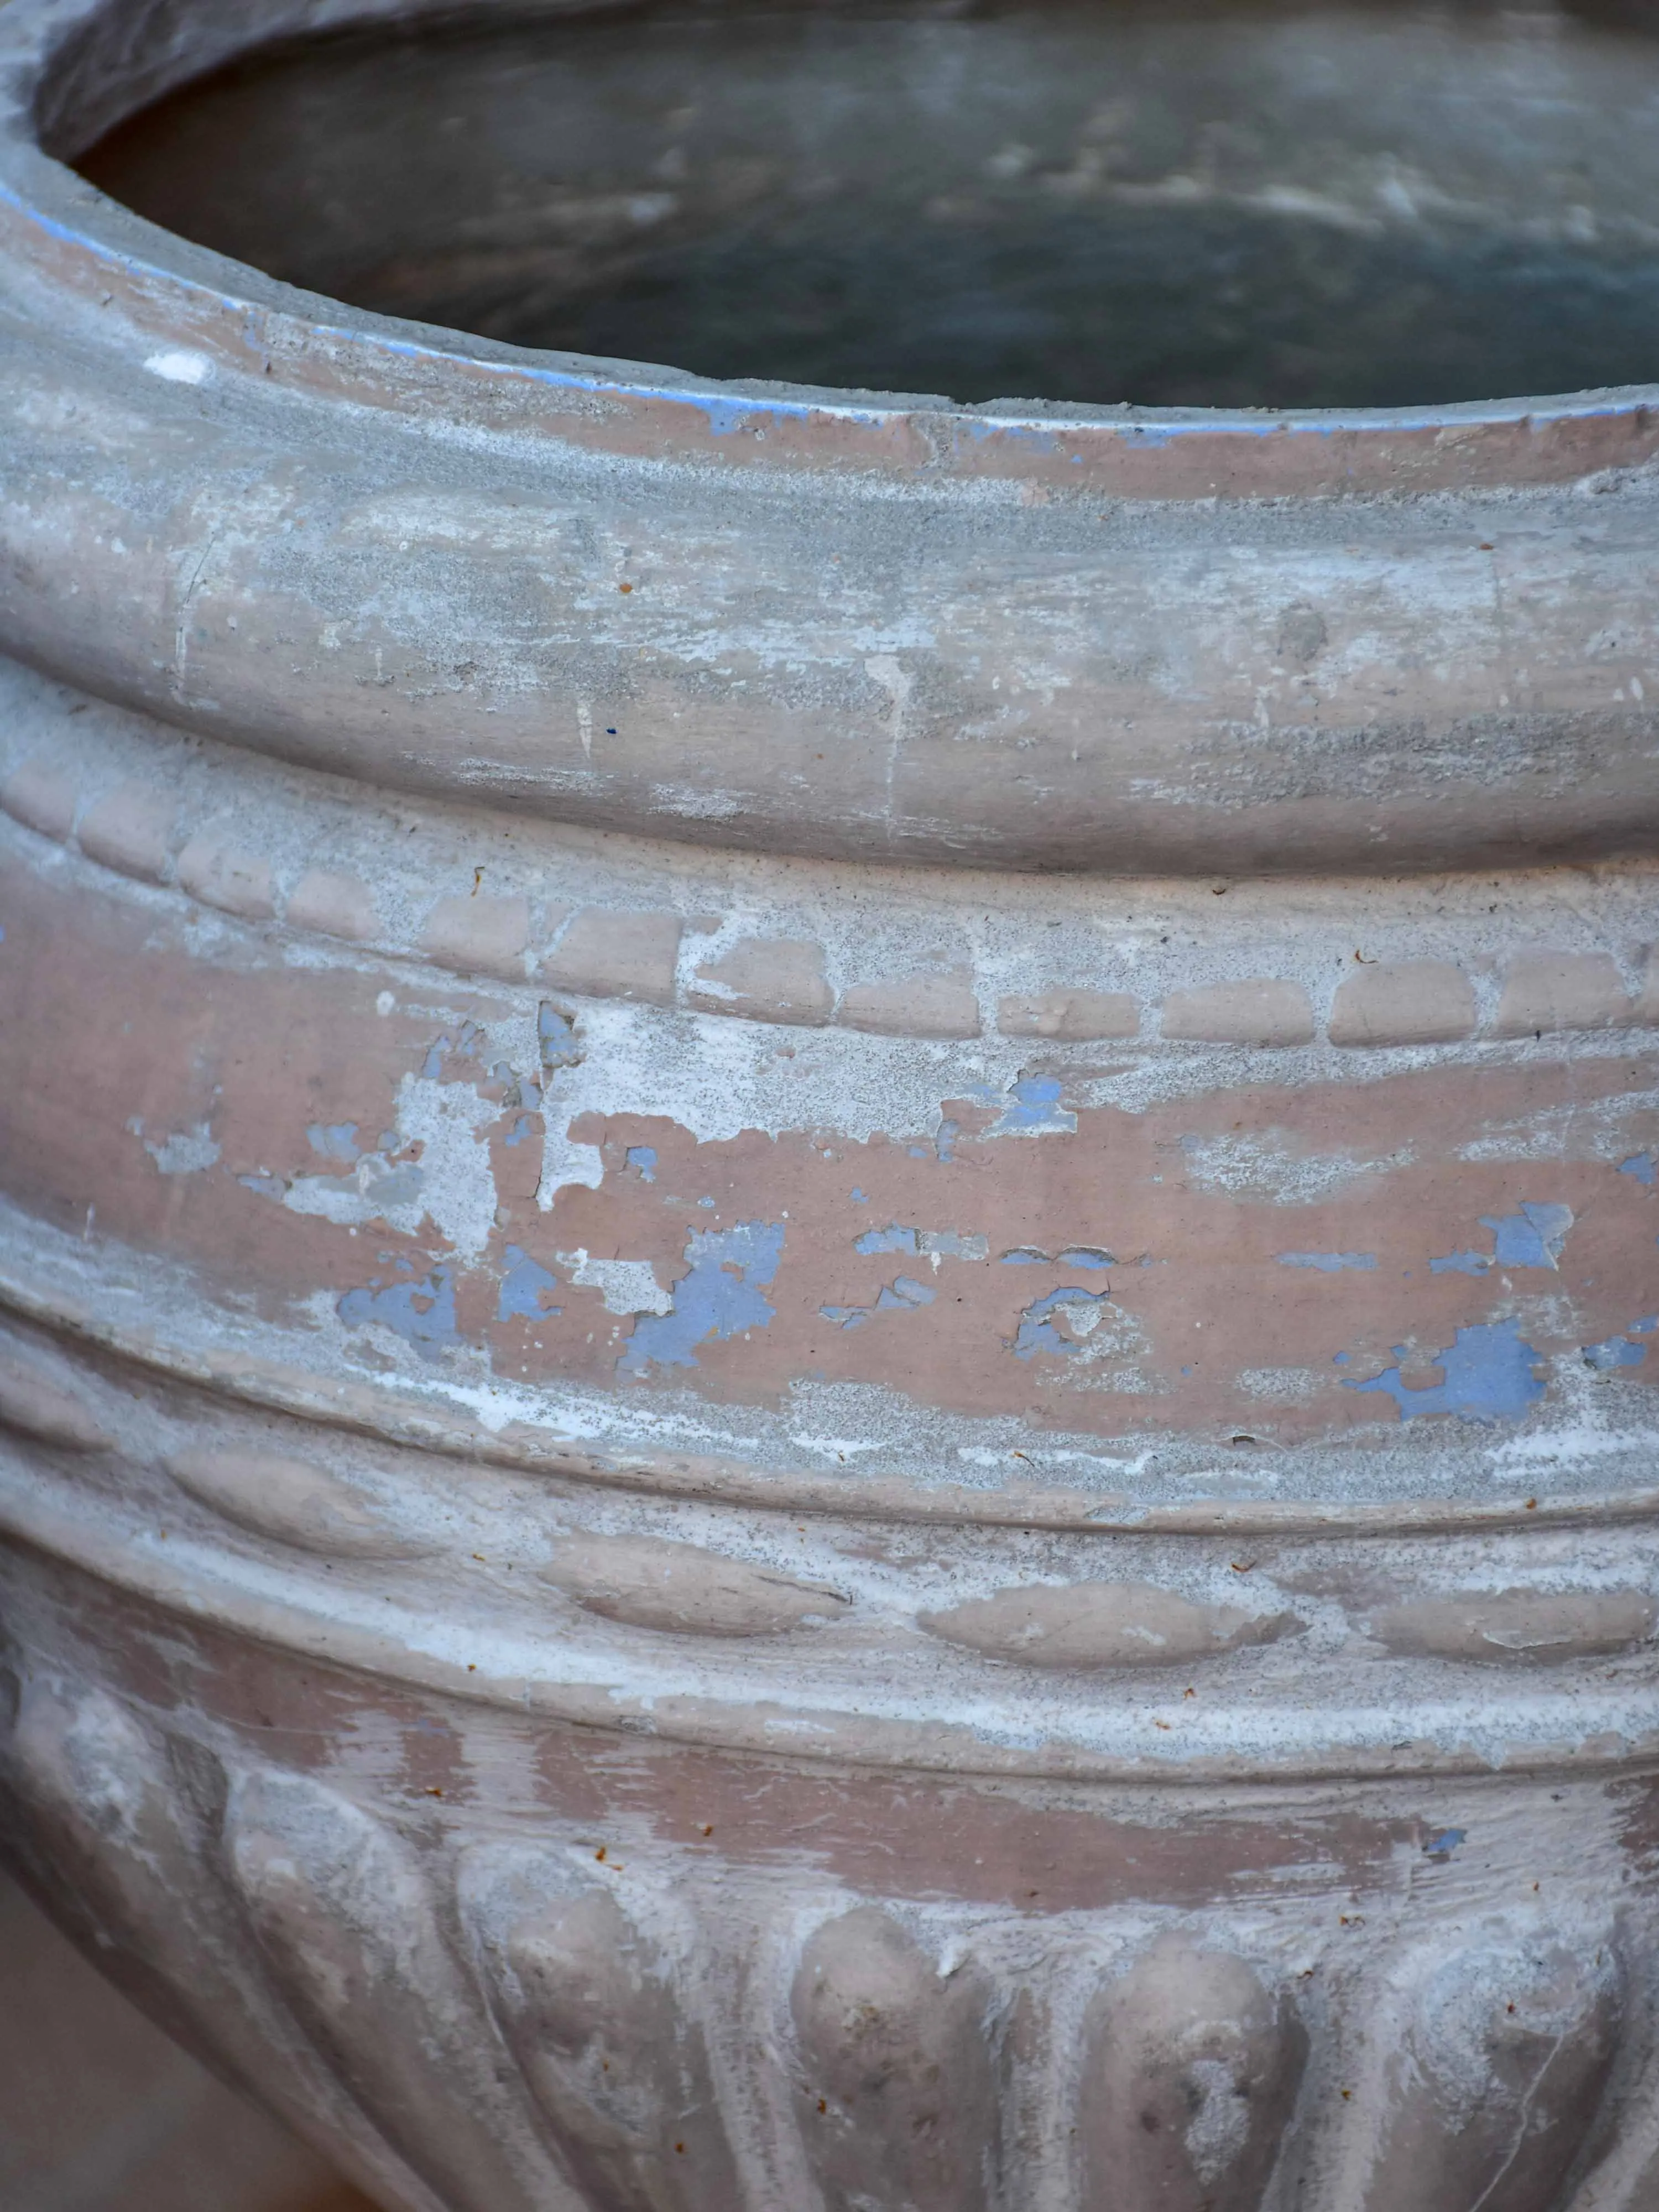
[0,1351,113,1452]
[225,1768,572,2212]
[542,1532,851,1636]
[920,1580,1303,1668]
[164,1448,437,1559]
[470,1870,741,2212]
[792,1906,999,2212]
[1355,1936,1623,2212]
[1078,1936,1307,2212]
[1365,1588,1657,1663]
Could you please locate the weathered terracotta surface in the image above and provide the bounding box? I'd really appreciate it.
[4,1,1659,2206]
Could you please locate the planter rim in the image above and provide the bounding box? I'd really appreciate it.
[7,0,1659,500]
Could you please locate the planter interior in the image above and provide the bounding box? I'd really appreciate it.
[70,0,1659,409]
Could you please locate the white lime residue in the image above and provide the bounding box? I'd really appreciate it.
[1180,1129,1415,1205]
[280,1069,498,1264]
[556,1250,672,1316]
[143,348,213,384]
[144,1124,221,1176]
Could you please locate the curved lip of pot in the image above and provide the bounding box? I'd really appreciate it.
[5,0,1659,499]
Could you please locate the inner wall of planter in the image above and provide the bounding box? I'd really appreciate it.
[69,0,1659,408]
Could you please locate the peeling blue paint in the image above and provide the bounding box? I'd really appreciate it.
[338,1266,457,1357]
[538,1001,582,1072]
[625,1145,658,1182]
[1423,1828,1465,1860]
[979,1075,1077,1138]
[1430,1251,1491,1277]
[503,1114,539,1147]
[1001,1245,1112,1269]
[854,1224,919,1256]
[1431,1200,1573,1276]
[1345,1320,1544,1423]
[1485,1202,1574,1269]
[1278,1252,1378,1272]
[1013,1285,1112,1360]
[822,1270,937,1328]
[421,1019,487,1081]
[1635,1316,1659,1334]
[1620,1154,1657,1186]
[1584,1334,1647,1371]
[620,1220,784,1375]
[849,1187,868,1204]
[307,1121,359,1162]
[498,1245,561,1322]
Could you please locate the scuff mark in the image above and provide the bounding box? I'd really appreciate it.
[1345,1321,1545,1423]
[620,1220,784,1374]
[1277,1251,1377,1272]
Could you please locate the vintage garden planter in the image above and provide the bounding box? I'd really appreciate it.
[4,1,1659,2206]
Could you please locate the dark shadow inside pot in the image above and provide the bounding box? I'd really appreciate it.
[69,0,1659,408]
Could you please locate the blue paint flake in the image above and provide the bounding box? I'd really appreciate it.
[854,1224,919,1256]
[821,1270,937,1328]
[1013,1285,1112,1360]
[620,1220,784,1375]
[1485,1201,1574,1270]
[1583,1334,1647,1372]
[1001,1245,1113,1269]
[1634,1316,1659,1335]
[1277,1252,1378,1272]
[1431,1199,1574,1277]
[1423,1828,1465,1860]
[1620,1154,1657,1186]
[498,1245,561,1322]
[538,1000,581,1071]
[503,1114,539,1147]
[338,1266,457,1358]
[1345,1319,1545,1424]
[306,1121,359,1162]
[980,1075,1077,1138]
[625,1144,658,1182]
[849,1188,868,1204]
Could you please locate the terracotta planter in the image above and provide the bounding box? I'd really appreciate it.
[4,2,1659,2206]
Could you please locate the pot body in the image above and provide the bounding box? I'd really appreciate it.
[6,4,1659,2210]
